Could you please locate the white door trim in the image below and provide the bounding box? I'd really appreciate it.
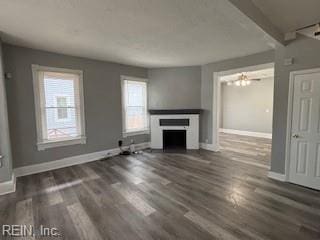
[285,67,320,182]
[268,171,286,182]
[212,72,221,152]
[212,63,274,151]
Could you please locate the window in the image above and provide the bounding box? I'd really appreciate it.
[32,65,86,150]
[55,96,70,121]
[121,76,149,136]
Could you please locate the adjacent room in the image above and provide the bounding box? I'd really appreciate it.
[0,0,320,239]
[218,65,274,169]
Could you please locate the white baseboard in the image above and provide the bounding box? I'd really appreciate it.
[14,142,150,178]
[132,142,151,151]
[0,174,16,196]
[200,142,219,152]
[220,128,272,139]
[268,171,286,182]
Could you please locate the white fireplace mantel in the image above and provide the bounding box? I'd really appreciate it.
[150,113,199,150]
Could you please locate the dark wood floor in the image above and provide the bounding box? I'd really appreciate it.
[220,132,271,168]
[1,148,320,239]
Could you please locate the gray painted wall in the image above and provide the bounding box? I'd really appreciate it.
[220,77,274,133]
[148,67,201,109]
[4,35,319,176]
[200,50,275,143]
[3,44,149,168]
[0,40,13,182]
[271,35,320,174]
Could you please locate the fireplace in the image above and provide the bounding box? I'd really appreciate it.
[149,109,200,150]
[163,130,186,151]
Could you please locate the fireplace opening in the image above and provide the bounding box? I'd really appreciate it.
[163,130,186,151]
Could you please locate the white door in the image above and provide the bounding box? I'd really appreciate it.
[289,70,320,190]
[0,47,13,184]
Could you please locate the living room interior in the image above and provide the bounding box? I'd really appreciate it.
[218,64,274,169]
[0,0,320,239]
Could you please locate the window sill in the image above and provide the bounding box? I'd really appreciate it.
[37,137,86,151]
[123,130,150,137]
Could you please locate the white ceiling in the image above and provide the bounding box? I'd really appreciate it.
[252,0,320,32]
[220,68,274,82]
[0,0,276,68]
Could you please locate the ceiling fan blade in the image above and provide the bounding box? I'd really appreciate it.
[249,78,261,81]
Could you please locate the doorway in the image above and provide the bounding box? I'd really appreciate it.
[286,68,320,190]
[212,63,274,169]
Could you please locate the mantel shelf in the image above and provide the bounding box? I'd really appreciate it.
[148,109,201,115]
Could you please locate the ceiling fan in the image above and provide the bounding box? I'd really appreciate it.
[227,73,261,87]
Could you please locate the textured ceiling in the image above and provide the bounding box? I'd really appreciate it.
[0,0,275,67]
[252,0,320,32]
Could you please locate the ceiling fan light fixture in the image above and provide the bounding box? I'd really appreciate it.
[235,80,241,86]
[315,23,320,36]
[226,72,262,87]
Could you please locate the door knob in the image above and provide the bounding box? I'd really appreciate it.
[0,155,3,159]
[292,134,300,139]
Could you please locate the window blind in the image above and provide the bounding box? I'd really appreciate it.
[39,71,82,141]
[123,79,148,133]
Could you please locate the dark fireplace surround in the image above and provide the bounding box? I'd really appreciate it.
[163,130,186,151]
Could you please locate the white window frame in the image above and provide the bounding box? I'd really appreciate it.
[32,65,86,151]
[121,75,149,137]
